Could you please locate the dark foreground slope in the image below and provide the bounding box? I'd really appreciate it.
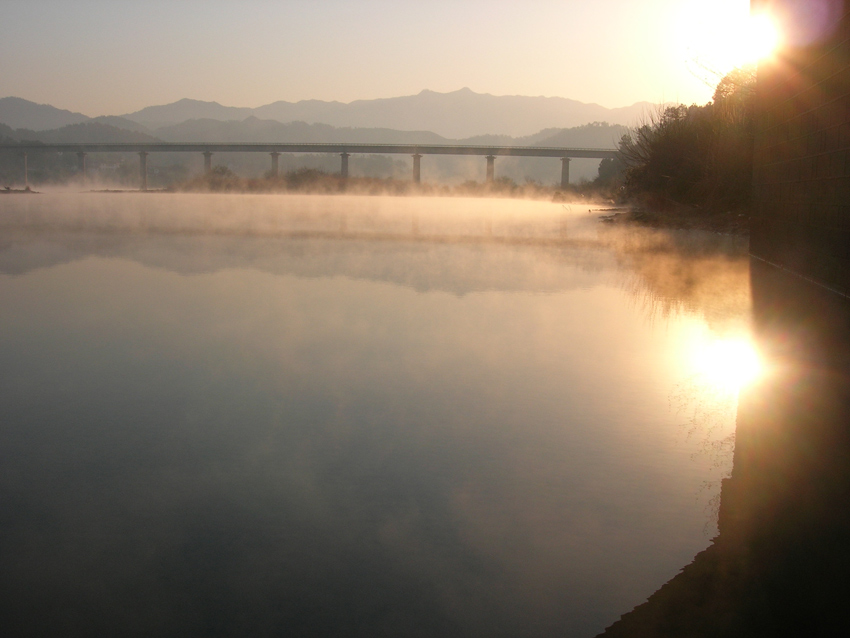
[598,260,850,637]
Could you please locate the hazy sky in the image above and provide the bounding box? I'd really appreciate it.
[0,0,753,115]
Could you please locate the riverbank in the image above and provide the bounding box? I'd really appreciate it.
[1,187,37,194]
[599,205,750,236]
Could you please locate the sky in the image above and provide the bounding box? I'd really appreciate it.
[0,0,755,116]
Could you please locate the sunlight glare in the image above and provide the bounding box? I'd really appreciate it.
[678,1,781,76]
[691,338,763,392]
[742,14,781,63]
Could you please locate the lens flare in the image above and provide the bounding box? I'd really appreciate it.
[691,338,762,391]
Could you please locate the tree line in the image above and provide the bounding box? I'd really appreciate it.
[597,67,757,214]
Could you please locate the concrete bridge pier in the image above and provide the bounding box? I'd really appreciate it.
[340,152,350,179]
[203,151,213,175]
[139,152,148,191]
[486,155,495,183]
[22,152,28,188]
[270,152,280,178]
[412,154,422,183]
[561,157,571,189]
[77,152,87,182]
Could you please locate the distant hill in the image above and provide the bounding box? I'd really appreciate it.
[121,98,254,131]
[251,88,651,138]
[3,121,161,144]
[0,97,90,131]
[150,116,627,151]
[118,88,655,138]
[0,122,16,142]
[91,116,153,135]
[0,115,622,150]
[154,117,449,145]
[533,122,628,149]
[455,123,628,148]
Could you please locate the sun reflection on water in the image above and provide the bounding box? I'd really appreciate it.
[690,337,763,393]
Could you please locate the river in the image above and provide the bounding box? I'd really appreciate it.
[0,193,753,637]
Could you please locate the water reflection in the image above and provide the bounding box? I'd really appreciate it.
[599,225,751,334]
[599,259,850,636]
[689,337,762,392]
[0,195,753,637]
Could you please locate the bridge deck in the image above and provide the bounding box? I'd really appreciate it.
[0,142,618,159]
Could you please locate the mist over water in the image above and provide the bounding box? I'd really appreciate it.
[0,194,751,637]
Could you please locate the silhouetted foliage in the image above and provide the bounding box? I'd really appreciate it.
[616,66,756,212]
[595,155,628,192]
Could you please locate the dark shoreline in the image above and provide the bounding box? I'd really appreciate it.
[599,207,750,236]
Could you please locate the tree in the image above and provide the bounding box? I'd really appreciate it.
[614,67,756,211]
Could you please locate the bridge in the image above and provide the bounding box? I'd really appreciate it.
[1,142,618,191]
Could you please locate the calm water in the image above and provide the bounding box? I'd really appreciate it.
[0,194,751,637]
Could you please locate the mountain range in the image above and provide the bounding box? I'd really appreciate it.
[1,89,651,138]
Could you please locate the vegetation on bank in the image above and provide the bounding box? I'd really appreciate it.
[594,66,757,233]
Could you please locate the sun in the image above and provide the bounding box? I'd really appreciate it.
[678,1,781,76]
[740,13,781,64]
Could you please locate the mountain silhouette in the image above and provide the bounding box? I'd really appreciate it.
[120,88,653,138]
